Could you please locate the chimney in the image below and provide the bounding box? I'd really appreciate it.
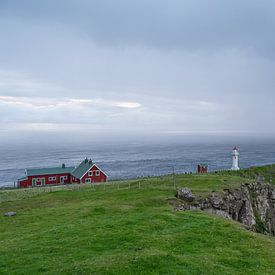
[89,159,92,164]
[85,158,88,163]
[62,163,66,168]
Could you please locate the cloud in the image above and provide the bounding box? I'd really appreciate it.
[0,94,221,131]
[112,101,141,109]
[0,1,274,140]
[0,70,65,97]
[0,95,141,111]
[1,0,275,56]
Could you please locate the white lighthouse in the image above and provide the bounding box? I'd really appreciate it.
[231,146,240,170]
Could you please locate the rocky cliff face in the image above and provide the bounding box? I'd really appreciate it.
[176,179,275,236]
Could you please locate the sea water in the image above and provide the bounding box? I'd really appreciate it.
[0,139,275,187]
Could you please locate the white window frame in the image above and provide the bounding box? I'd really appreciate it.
[85,178,91,183]
[88,171,93,176]
[95,170,100,176]
[49,176,56,181]
[60,176,67,183]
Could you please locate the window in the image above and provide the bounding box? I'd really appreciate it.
[85,178,91,183]
[60,176,67,183]
[95,170,100,176]
[88,171,93,176]
[49,177,56,181]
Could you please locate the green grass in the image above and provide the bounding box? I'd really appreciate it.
[216,164,275,184]
[1,165,275,274]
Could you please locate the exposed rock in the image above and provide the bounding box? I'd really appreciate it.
[4,211,16,217]
[177,188,195,202]
[176,180,275,236]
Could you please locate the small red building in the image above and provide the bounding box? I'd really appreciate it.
[197,164,208,174]
[18,158,107,188]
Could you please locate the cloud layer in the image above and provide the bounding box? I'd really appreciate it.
[0,0,274,141]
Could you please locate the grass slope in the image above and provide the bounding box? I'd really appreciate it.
[1,165,275,274]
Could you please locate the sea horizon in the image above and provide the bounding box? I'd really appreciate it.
[1,136,274,187]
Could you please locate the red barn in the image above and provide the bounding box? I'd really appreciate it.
[18,158,107,188]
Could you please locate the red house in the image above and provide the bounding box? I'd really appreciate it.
[197,164,208,174]
[18,158,107,188]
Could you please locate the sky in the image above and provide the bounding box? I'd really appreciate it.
[0,0,274,143]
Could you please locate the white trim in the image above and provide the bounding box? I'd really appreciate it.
[41,178,45,186]
[80,164,108,179]
[79,164,95,180]
[95,165,108,177]
[85,178,91,183]
[60,175,67,183]
[33,177,45,186]
[18,177,28,182]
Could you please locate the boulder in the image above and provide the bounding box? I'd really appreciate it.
[177,188,195,202]
[4,212,16,217]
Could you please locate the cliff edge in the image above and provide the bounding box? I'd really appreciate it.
[176,178,275,236]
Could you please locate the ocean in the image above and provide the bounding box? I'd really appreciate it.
[1,139,275,187]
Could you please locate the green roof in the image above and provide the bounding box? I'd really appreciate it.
[71,159,94,179]
[26,166,75,176]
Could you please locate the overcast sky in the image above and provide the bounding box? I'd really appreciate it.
[0,0,274,143]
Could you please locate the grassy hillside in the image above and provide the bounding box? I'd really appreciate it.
[222,164,275,184]
[1,165,275,274]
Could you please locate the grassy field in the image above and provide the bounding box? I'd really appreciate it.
[1,165,275,274]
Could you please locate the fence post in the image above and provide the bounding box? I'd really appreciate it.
[173,167,176,189]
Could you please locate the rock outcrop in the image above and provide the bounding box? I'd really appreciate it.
[175,179,275,236]
[177,188,195,202]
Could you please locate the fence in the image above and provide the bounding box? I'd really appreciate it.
[0,174,179,203]
[2,165,274,203]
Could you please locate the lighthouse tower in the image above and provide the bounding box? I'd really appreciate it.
[231,146,240,170]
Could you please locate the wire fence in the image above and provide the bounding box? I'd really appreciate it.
[1,164,274,203]
[0,175,179,203]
